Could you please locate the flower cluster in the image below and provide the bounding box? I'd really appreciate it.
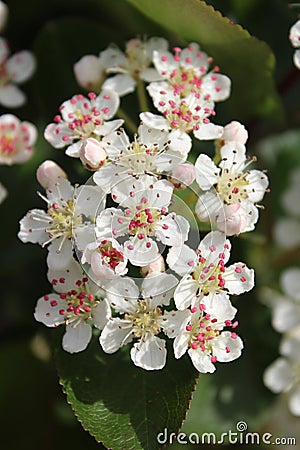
[263,268,300,416]
[18,36,269,373]
[0,2,37,204]
[289,19,300,70]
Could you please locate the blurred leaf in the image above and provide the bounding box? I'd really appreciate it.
[127,0,284,122]
[33,17,122,118]
[55,336,198,450]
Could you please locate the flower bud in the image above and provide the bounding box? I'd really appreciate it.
[168,163,196,189]
[216,203,248,236]
[140,254,165,277]
[73,55,104,91]
[36,160,66,189]
[79,138,106,171]
[222,121,248,145]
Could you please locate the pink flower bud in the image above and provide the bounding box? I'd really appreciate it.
[216,203,248,236]
[222,121,248,145]
[168,163,196,189]
[36,160,66,189]
[140,254,165,277]
[79,138,106,171]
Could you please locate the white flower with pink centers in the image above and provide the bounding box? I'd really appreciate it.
[97,37,169,96]
[82,237,128,281]
[0,37,36,107]
[18,172,104,270]
[44,91,123,158]
[151,43,231,102]
[0,114,37,165]
[34,260,110,354]
[95,176,190,266]
[167,231,254,310]
[195,143,269,234]
[0,180,7,204]
[289,20,300,69]
[163,296,243,373]
[93,124,187,193]
[100,273,177,370]
[141,87,223,154]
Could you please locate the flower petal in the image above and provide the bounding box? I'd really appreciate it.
[212,331,243,362]
[34,294,65,327]
[188,348,216,373]
[263,358,293,393]
[100,318,133,353]
[62,322,92,353]
[195,153,220,190]
[130,335,167,370]
[174,275,198,310]
[166,244,197,276]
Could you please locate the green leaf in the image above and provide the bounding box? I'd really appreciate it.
[55,335,198,450]
[127,0,284,122]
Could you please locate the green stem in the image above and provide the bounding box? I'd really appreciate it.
[117,107,137,135]
[137,79,150,112]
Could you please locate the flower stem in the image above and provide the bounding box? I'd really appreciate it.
[117,107,137,134]
[137,79,150,112]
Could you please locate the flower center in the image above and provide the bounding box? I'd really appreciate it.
[125,39,150,76]
[46,199,80,240]
[98,239,124,269]
[0,133,17,156]
[48,276,100,324]
[127,202,164,239]
[125,299,162,338]
[217,168,249,204]
[169,67,203,97]
[192,249,227,294]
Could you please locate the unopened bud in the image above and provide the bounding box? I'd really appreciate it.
[222,121,248,145]
[74,55,104,91]
[140,254,165,277]
[36,160,67,189]
[168,163,196,189]
[216,203,248,236]
[79,138,106,171]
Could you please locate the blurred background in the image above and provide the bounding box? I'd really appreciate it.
[1,0,300,448]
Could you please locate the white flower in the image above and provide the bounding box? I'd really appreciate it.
[263,349,300,417]
[98,37,168,96]
[274,168,300,249]
[269,267,300,334]
[0,180,7,204]
[18,173,104,270]
[163,297,242,373]
[100,273,177,370]
[0,114,37,165]
[142,85,223,151]
[82,237,128,281]
[195,143,269,234]
[93,124,187,193]
[167,230,254,310]
[0,37,36,107]
[289,20,300,69]
[95,175,190,266]
[34,259,110,353]
[151,42,231,101]
[44,91,123,157]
